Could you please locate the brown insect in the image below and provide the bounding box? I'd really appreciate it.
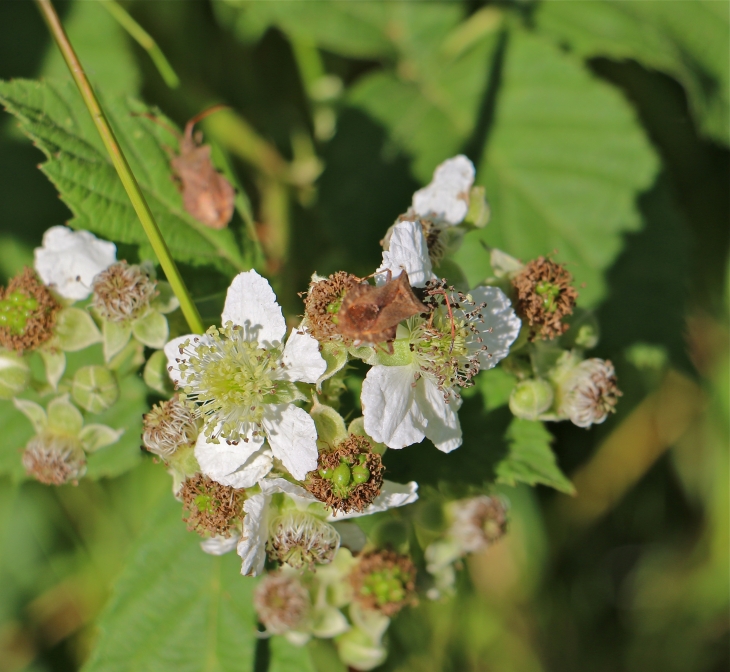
[138,105,235,229]
[336,270,426,349]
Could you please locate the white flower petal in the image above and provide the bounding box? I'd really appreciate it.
[376,221,435,288]
[194,430,266,487]
[416,378,462,453]
[237,493,269,577]
[412,155,475,226]
[221,270,286,347]
[467,286,521,370]
[260,476,317,509]
[327,481,419,521]
[163,334,195,387]
[34,226,117,300]
[262,404,318,480]
[362,365,424,449]
[200,533,240,556]
[279,327,327,383]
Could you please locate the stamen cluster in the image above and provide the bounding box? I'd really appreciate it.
[173,323,282,442]
[253,571,311,634]
[91,261,157,322]
[180,473,244,537]
[306,434,384,514]
[0,268,59,352]
[267,511,340,570]
[512,257,578,340]
[351,550,417,616]
[22,434,86,485]
[142,396,199,458]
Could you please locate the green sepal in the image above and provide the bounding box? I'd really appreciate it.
[370,338,413,367]
[54,307,103,352]
[39,348,66,390]
[13,397,47,433]
[47,394,84,435]
[79,423,124,452]
[463,185,490,228]
[0,349,31,398]
[317,340,348,389]
[131,311,169,349]
[490,248,524,279]
[348,416,387,455]
[311,399,348,449]
[72,365,119,414]
[150,281,180,314]
[103,319,132,362]
[143,349,174,395]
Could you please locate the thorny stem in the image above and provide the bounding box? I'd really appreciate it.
[35,0,205,335]
[98,0,180,89]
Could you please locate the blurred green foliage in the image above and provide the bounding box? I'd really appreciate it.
[0,1,727,671]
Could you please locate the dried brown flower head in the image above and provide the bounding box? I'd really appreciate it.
[253,571,311,634]
[302,271,360,342]
[180,473,245,538]
[351,549,417,617]
[142,396,199,458]
[306,434,384,515]
[0,267,59,353]
[91,261,157,323]
[267,511,340,570]
[512,256,578,340]
[22,433,86,485]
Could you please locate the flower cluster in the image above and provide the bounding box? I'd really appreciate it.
[7,154,622,671]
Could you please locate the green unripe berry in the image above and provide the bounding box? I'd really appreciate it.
[351,464,370,484]
[319,467,335,480]
[333,461,351,489]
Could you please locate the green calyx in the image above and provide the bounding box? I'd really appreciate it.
[0,291,38,334]
[319,455,370,498]
[360,567,409,606]
[535,280,561,313]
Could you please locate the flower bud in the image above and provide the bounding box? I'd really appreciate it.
[72,365,119,414]
[254,571,311,635]
[22,433,86,485]
[509,378,554,420]
[0,350,30,399]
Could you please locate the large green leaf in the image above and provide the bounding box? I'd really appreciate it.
[456,29,658,306]
[269,637,317,672]
[535,0,730,145]
[0,79,247,273]
[83,496,259,672]
[496,418,575,495]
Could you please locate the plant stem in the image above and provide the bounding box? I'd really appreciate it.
[98,0,180,89]
[35,0,204,335]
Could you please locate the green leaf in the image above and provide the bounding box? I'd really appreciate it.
[495,418,575,495]
[477,367,517,412]
[269,637,317,672]
[456,29,659,306]
[535,0,730,145]
[41,0,140,96]
[83,496,259,672]
[0,79,248,274]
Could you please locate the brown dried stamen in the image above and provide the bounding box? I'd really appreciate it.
[253,571,311,634]
[0,267,59,353]
[92,261,157,322]
[351,550,417,617]
[142,396,198,458]
[306,434,384,515]
[512,256,578,341]
[302,271,360,342]
[22,434,86,486]
[180,473,244,538]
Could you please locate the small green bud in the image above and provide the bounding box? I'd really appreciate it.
[72,365,119,414]
[352,464,370,484]
[509,378,554,420]
[0,350,30,398]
